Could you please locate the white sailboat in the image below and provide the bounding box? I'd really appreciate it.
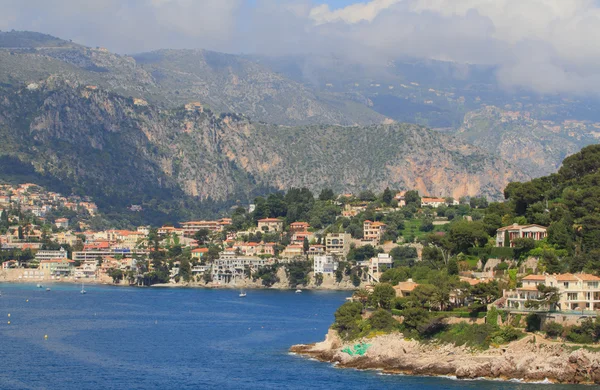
[80,282,86,294]
[239,289,247,298]
[295,289,302,294]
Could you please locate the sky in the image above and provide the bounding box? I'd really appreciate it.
[2,0,600,95]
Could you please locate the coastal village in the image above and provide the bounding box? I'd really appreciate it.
[1,181,599,329]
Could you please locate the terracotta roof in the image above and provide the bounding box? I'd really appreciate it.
[576,274,600,282]
[395,281,419,292]
[522,274,546,281]
[258,218,283,222]
[555,273,578,281]
[422,197,445,203]
[192,248,209,253]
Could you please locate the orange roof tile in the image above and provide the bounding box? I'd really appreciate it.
[555,273,578,281]
[522,274,546,281]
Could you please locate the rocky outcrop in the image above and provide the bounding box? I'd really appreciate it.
[290,331,600,384]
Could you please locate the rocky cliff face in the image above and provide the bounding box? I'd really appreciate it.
[0,80,525,206]
[456,106,599,178]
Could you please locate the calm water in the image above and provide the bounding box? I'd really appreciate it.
[0,284,588,390]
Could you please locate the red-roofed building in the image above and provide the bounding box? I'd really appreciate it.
[191,247,209,260]
[257,218,283,232]
[363,220,386,241]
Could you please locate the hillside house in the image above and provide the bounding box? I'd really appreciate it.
[257,218,283,232]
[503,273,600,313]
[363,220,386,241]
[325,233,351,257]
[495,224,548,247]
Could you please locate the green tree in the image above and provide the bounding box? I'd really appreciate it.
[108,268,124,284]
[318,188,335,201]
[447,258,459,275]
[447,220,488,254]
[314,272,323,286]
[382,187,393,206]
[333,301,363,340]
[194,229,211,246]
[390,246,417,266]
[179,258,192,282]
[368,309,397,332]
[404,191,421,207]
[380,267,410,285]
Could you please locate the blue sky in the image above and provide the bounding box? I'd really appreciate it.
[313,0,362,8]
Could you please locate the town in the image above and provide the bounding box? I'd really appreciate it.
[2,177,599,332]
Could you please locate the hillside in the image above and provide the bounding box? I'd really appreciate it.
[0,31,384,126]
[456,106,600,177]
[132,49,385,126]
[0,79,524,211]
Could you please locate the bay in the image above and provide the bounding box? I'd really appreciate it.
[0,284,586,389]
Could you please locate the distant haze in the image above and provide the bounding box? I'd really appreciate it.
[3,0,600,95]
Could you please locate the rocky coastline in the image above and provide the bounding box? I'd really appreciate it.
[290,330,600,384]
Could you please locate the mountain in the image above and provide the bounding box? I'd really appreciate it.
[0,79,525,210]
[132,49,385,126]
[0,31,385,126]
[455,106,600,177]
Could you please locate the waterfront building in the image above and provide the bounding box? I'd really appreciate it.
[503,273,600,313]
[313,255,338,275]
[34,247,69,262]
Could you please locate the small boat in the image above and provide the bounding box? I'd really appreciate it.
[46,288,51,292]
[37,284,42,288]
[80,282,86,295]
[239,290,247,298]
[295,289,302,294]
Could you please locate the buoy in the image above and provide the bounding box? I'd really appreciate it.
[44,335,48,340]
[7,313,10,317]
[7,321,10,324]
[26,299,29,302]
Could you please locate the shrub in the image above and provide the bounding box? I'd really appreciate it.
[434,323,497,349]
[368,309,397,332]
[491,326,524,344]
[565,318,600,344]
[525,314,541,332]
[511,314,522,327]
[391,297,411,310]
[486,307,498,326]
[402,308,430,331]
[543,322,564,338]
[417,316,447,337]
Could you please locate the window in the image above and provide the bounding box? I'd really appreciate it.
[564,282,569,288]
[567,293,578,301]
[588,282,599,289]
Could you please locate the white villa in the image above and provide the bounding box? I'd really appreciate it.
[503,273,600,313]
[496,224,548,247]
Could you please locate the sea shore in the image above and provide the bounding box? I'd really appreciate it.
[290,329,600,384]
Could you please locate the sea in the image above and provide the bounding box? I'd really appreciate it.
[0,284,589,389]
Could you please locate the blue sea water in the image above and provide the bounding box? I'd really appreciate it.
[0,284,589,389]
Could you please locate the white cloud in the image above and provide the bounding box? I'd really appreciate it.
[309,0,402,24]
[3,0,600,94]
